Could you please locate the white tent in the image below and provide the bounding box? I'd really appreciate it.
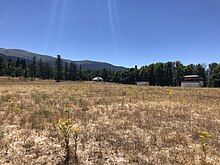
[92,77,103,82]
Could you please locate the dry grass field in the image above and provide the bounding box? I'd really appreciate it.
[0,77,220,165]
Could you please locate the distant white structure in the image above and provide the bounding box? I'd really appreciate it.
[136,81,149,86]
[181,75,204,87]
[92,77,103,82]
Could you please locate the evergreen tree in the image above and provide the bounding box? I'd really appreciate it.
[7,59,15,76]
[184,64,195,75]
[21,59,26,69]
[138,66,149,81]
[15,58,21,68]
[30,56,37,79]
[15,58,23,77]
[0,57,3,76]
[79,64,82,80]
[120,70,130,84]
[195,64,206,86]
[164,62,174,86]
[208,63,218,76]
[64,62,68,81]
[173,61,184,86]
[38,58,43,79]
[154,63,164,86]
[195,64,205,77]
[128,68,137,84]
[24,68,28,78]
[20,59,27,77]
[112,71,121,83]
[43,62,53,79]
[210,65,220,87]
[55,55,63,81]
[101,68,108,81]
[16,66,23,77]
[1,61,8,76]
[208,63,218,87]
[148,64,155,86]
[107,69,113,82]
[68,62,77,81]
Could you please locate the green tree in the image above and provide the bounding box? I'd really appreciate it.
[164,62,174,86]
[128,68,138,84]
[38,58,43,79]
[195,64,205,77]
[64,62,68,81]
[184,64,195,75]
[68,62,77,81]
[16,66,24,77]
[120,70,130,84]
[15,58,21,68]
[43,62,53,79]
[101,68,108,81]
[208,63,218,87]
[195,64,206,86]
[0,57,3,76]
[107,69,113,82]
[55,55,63,81]
[173,61,184,86]
[154,63,164,86]
[148,64,155,86]
[24,68,28,78]
[78,64,82,80]
[7,59,15,76]
[21,59,26,69]
[138,66,149,81]
[210,65,220,87]
[29,56,37,79]
[208,63,218,76]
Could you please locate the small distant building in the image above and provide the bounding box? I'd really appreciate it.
[181,75,204,87]
[136,80,149,86]
[92,77,103,82]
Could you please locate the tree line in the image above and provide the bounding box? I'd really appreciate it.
[0,55,220,87]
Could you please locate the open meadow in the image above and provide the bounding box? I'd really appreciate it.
[0,77,220,165]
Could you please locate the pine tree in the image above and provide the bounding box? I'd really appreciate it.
[173,61,184,86]
[148,64,155,86]
[38,58,43,79]
[15,58,20,68]
[24,68,28,78]
[210,65,220,87]
[101,68,108,81]
[164,62,174,86]
[0,57,3,76]
[43,62,52,79]
[55,55,63,82]
[64,62,68,81]
[7,59,15,76]
[79,64,82,80]
[30,56,37,79]
[154,63,165,86]
[21,59,26,69]
[68,62,77,81]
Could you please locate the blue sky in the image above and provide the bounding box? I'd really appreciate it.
[0,0,220,68]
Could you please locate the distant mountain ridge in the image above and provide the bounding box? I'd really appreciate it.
[0,48,127,70]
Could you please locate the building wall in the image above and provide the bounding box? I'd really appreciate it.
[181,81,204,87]
[136,82,149,86]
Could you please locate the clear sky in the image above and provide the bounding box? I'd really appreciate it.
[0,0,220,68]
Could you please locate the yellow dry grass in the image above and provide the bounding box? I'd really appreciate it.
[0,77,219,164]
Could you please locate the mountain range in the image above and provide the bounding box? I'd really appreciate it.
[0,48,127,70]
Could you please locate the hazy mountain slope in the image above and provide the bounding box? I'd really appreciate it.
[0,48,127,70]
